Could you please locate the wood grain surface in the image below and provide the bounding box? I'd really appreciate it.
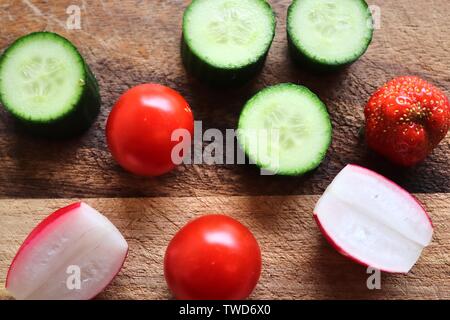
[0,0,449,300]
[0,194,449,300]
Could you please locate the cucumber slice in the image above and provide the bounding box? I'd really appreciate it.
[287,0,373,69]
[182,0,276,85]
[238,84,332,175]
[0,32,101,137]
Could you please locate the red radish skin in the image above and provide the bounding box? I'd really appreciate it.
[5,202,128,300]
[5,202,82,289]
[314,164,433,273]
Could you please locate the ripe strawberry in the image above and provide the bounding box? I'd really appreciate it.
[365,76,450,166]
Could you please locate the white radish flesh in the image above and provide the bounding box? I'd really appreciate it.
[314,164,433,273]
[6,202,128,300]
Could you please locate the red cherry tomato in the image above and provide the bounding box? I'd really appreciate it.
[164,215,262,300]
[106,84,194,176]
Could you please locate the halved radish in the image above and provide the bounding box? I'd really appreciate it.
[5,202,128,300]
[314,164,433,273]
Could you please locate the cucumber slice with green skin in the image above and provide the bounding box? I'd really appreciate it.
[238,83,332,176]
[182,0,276,85]
[287,0,373,70]
[0,32,101,137]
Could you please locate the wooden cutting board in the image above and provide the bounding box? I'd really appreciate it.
[0,0,449,299]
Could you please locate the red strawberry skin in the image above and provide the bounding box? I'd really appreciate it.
[365,76,450,166]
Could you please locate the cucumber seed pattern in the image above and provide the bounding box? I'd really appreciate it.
[20,56,66,103]
[207,3,255,46]
[308,2,352,37]
[265,105,307,150]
